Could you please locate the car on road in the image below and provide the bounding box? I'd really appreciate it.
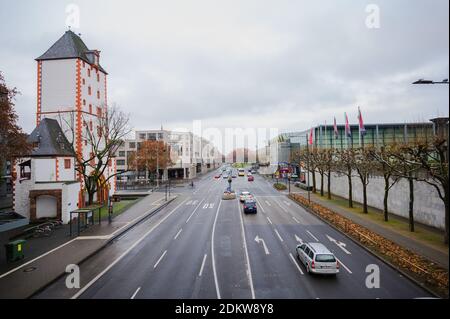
[243,199,257,214]
[232,174,237,178]
[223,174,229,179]
[251,169,257,174]
[239,191,253,202]
[238,168,245,176]
[214,173,222,179]
[248,175,254,182]
[296,242,339,275]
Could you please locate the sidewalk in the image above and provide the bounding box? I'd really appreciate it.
[0,192,176,299]
[291,188,449,270]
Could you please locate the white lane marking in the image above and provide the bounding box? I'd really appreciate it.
[174,229,183,240]
[274,229,284,242]
[266,217,273,225]
[209,203,214,209]
[254,236,270,255]
[203,203,209,209]
[198,254,207,277]
[238,200,256,299]
[295,235,303,244]
[192,200,198,205]
[254,198,266,214]
[289,253,304,275]
[186,199,205,223]
[131,287,141,299]
[336,257,352,274]
[186,200,193,205]
[211,200,222,299]
[265,200,272,206]
[154,250,167,269]
[283,200,291,206]
[306,230,319,241]
[275,200,288,212]
[71,198,188,299]
[292,216,301,224]
[326,234,351,255]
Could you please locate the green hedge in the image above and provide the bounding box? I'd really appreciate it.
[273,183,287,190]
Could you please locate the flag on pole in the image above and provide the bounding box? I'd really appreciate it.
[345,112,351,137]
[333,117,339,139]
[358,106,366,136]
[308,127,314,145]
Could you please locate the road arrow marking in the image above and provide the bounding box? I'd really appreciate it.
[326,235,351,255]
[255,236,270,255]
[295,235,303,244]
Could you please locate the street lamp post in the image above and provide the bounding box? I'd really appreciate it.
[412,79,449,85]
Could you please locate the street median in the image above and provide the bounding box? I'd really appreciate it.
[289,193,449,298]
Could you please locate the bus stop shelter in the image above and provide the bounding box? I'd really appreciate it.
[69,205,103,237]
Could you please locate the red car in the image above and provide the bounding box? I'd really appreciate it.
[248,175,254,182]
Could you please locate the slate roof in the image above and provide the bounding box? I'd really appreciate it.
[27,118,75,157]
[36,30,107,74]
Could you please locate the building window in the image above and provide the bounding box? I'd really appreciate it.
[97,107,102,117]
[128,142,136,149]
[97,73,100,82]
[89,104,92,113]
[88,86,92,95]
[119,151,126,157]
[97,91,100,99]
[89,121,93,131]
[64,159,71,169]
[117,160,126,166]
[83,99,86,106]
[108,159,112,167]
[82,61,85,68]
[82,78,85,85]
[88,69,91,77]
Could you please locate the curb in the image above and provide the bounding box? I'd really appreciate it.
[287,194,444,299]
[27,196,178,299]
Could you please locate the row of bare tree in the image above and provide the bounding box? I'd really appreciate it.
[291,137,449,244]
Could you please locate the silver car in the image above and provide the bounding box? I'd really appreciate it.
[296,242,339,275]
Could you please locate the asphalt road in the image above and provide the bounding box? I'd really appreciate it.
[35,168,432,299]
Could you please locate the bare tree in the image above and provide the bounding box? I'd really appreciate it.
[353,147,376,214]
[334,148,356,208]
[370,144,402,222]
[62,105,131,205]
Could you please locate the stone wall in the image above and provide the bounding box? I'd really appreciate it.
[309,170,445,230]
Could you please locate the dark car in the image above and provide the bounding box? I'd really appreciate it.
[248,175,254,182]
[243,200,257,214]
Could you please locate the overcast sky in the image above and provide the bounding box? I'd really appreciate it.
[0,0,448,151]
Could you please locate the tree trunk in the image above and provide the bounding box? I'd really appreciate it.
[444,192,449,245]
[362,180,368,214]
[312,170,317,193]
[383,176,389,222]
[347,174,353,208]
[88,191,94,206]
[327,169,331,200]
[320,172,324,196]
[408,176,415,232]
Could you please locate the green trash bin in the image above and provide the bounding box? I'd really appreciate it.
[5,239,26,262]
